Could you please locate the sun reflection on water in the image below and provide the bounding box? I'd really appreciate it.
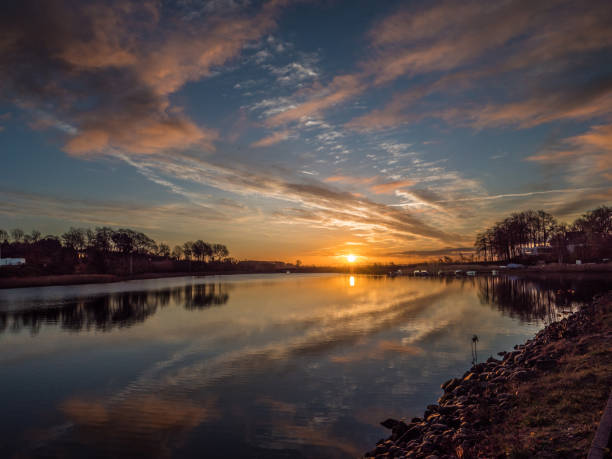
[349,276,355,287]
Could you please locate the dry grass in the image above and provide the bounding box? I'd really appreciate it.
[482,297,612,458]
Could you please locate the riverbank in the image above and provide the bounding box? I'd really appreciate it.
[409,262,612,275]
[366,291,612,458]
[0,270,294,289]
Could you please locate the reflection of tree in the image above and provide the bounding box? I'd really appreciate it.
[476,275,610,323]
[182,284,230,310]
[0,283,231,334]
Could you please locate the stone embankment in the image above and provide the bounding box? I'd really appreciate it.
[365,292,612,459]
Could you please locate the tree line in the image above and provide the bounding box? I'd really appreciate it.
[0,226,230,276]
[474,206,611,263]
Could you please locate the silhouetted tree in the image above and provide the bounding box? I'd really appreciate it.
[192,240,212,262]
[183,241,194,261]
[475,207,610,262]
[111,229,136,254]
[11,228,24,243]
[211,243,229,261]
[90,227,114,252]
[171,245,183,260]
[157,243,170,257]
[62,227,87,251]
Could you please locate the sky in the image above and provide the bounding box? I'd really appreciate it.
[0,0,611,264]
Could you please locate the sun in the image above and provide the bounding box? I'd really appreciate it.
[346,254,357,263]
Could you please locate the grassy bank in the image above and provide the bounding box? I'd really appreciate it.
[481,292,612,458]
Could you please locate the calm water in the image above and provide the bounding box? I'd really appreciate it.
[0,273,609,458]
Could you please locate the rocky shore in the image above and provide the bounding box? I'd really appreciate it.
[365,292,612,459]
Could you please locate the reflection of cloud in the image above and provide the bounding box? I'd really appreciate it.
[59,396,216,458]
[330,339,423,363]
[274,423,362,457]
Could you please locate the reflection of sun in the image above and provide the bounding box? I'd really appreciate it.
[349,276,355,287]
[346,254,357,263]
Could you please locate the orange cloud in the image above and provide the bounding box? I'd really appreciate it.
[66,117,218,155]
[324,175,377,185]
[527,124,612,181]
[369,180,415,194]
[266,74,365,126]
[1,0,289,156]
[250,130,291,148]
[347,0,612,131]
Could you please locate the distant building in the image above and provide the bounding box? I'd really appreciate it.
[0,258,26,266]
[520,246,554,256]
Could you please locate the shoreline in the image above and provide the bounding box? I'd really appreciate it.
[0,270,309,290]
[0,263,610,289]
[365,291,612,458]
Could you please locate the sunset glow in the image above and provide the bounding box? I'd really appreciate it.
[346,255,357,263]
[0,1,610,265]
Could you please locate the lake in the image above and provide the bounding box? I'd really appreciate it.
[0,273,609,458]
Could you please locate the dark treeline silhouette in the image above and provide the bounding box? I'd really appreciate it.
[0,283,231,334]
[474,206,611,263]
[0,226,233,277]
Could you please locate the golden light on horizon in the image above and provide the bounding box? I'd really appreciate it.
[346,254,357,263]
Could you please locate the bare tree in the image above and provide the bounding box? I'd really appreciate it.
[171,245,183,260]
[11,228,24,243]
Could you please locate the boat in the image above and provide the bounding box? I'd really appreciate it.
[466,270,476,276]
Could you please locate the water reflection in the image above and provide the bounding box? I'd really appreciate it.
[477,274,609,323]
[0,283,230,334]
[0,274,610,459]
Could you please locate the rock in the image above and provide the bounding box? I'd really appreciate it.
[397,425,422,443]
[390,421,409,439]
[441,377,460,392]
[430,423,448,431]
[381,418,401,429]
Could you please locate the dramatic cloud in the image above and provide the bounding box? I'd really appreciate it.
[266,0,612,132]
[0,0,290,156]
[118,154,465,247]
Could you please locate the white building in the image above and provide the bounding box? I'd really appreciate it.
[0,258,26,266]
